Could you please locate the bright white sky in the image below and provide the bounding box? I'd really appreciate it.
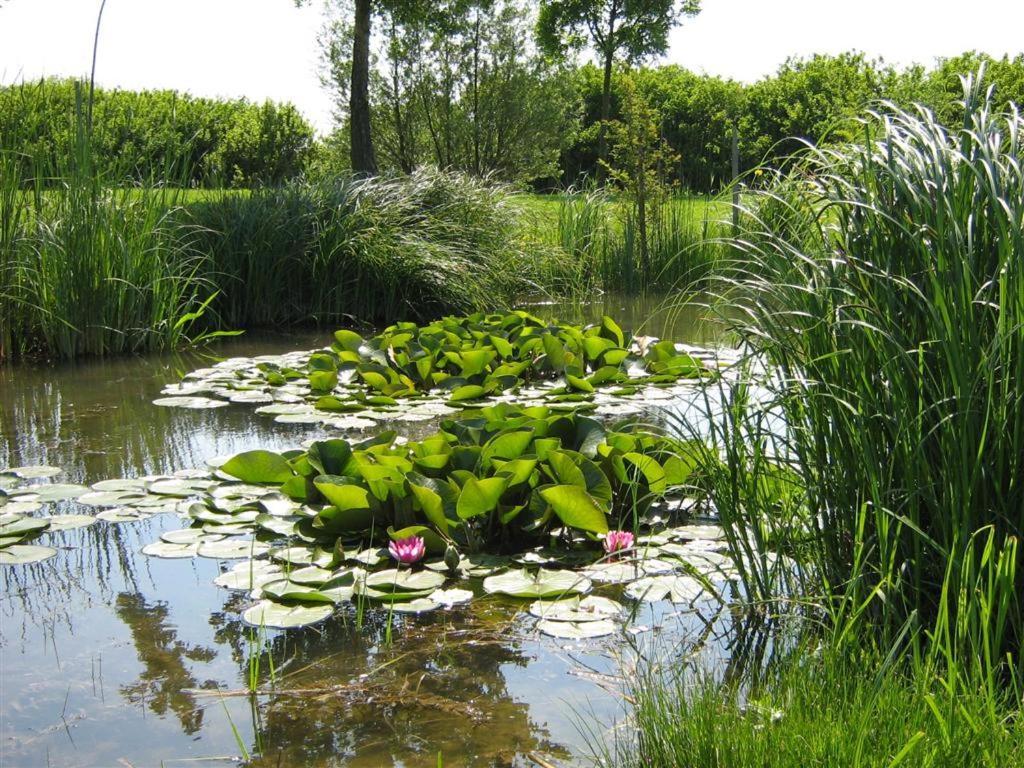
[2,0,1022,135]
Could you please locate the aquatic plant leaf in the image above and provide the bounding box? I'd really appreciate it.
[390,598,439,613]
[241,600,332,629]
[364,568,446,592]
[221,450,295,484]
[214,562,283,591]
[0,544,58,565]
[96,508,152,523]
[456,476,509,519]
[162,529,221,545]
[40,514,96,531]
[25,484,90,502]
[142,541,201,558]
[537,618,616,639]
[333,329,364,353]
[152,396,229,409]
[198,539,271,559]
[624,574,705,604]
[449,384,487,402]
[482,568,591,598]
[528,595,622,622]
[429,588,473,606]
[538,485,609,534]
[2,465,62,479]
[0,516,50,538]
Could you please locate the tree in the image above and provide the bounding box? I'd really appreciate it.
[536,0,699,181]
[301,0,437,175]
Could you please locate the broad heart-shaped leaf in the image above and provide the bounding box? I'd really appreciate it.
[538,485,609,534]
[307,442,356,479]
[622,452,667,494]
[482,568,592,598]
[599,315,625,348]
[333,329,364,353]
[242,600,333,629]
[308,370,338,393]
[480,429,533,465]
[449,384,487,402]
[458,348,496,378]
[313,478,371,511]
[456,476,509,520]
[408,481,454,536]
[0,544,57,564]
[221,450,295,484]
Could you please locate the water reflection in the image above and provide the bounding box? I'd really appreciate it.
[116,592,218,734]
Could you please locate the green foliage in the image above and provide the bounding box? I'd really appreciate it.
[214,402,699,553]
[708,77,1024,678]
[536,0,701,65]
[184,170,541,330]
[560,52,1024,192]
[318,0,577,183]
[0,78,315,187]
[615,649,1024,768]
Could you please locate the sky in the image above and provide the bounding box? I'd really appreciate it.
[1,0,1023,135]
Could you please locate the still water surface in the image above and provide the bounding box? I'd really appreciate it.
[1,300,735,767]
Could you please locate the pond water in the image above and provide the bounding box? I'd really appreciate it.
[1,300,742,767]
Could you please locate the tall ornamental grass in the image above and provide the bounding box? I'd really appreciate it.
[711,76,1024,676]
[185,169,541,327]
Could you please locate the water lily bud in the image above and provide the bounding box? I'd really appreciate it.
[444,543,461,572]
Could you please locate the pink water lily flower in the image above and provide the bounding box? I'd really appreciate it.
[389,535,426,565]
[603,530,634,555]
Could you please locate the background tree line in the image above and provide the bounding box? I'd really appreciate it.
[0,78,315,186]
[4,45,1022,192]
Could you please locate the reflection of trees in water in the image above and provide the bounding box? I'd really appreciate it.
[114,592,218,735]
[210,602,569,767]
[0,521,144,640]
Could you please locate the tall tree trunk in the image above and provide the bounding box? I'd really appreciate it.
[350,0,377,175]
[596,3,618,184]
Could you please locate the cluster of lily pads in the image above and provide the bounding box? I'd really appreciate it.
[155,312,726,428]
[0,464,202,564]
[136,403,740,634]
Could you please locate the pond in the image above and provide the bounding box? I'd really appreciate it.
[0,297,743,767]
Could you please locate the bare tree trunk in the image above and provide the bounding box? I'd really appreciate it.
[350,0,378,175]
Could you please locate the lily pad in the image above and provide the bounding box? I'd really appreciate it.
[428,588,474,607]
[536,618,617,639]
[0,544,58,565]
[198,539,271,560]
[241,600,333,629]
[624,574,705,604]
[96,508,152,523]
[214,561,283,591]
[2,465,63,479]
[40,514,97,532]
[364,568,446,592]
[161,529,221,545]
[142,541,201,559]
[25,484,90,502]
[390,598,439,613]
[153,396,229,409]
[528,595,621,622]
[482,569,591,599]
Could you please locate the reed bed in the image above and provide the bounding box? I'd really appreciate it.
[613,76,1024,766]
